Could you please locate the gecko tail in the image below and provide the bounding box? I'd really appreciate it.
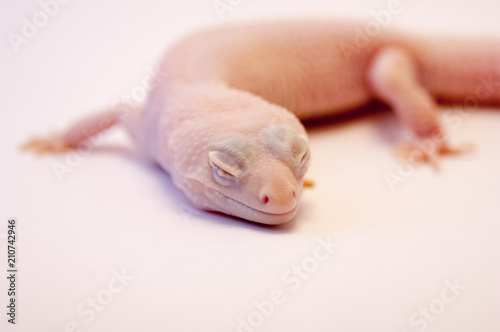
[21,103,142,154]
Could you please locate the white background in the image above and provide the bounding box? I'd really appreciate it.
[1,0,500,331]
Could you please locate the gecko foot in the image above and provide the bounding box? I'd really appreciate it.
[394,140,474,170]
[21,135,70,154]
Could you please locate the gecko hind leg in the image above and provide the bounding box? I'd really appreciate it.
[366,46,471,168]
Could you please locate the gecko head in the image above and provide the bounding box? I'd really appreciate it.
[203,124,310,225]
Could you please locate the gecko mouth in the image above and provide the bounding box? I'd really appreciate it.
[212,190,299,225]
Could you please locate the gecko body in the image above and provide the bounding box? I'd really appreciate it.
[25,20,500,224]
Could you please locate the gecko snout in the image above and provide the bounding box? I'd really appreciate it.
[258,182,298,214]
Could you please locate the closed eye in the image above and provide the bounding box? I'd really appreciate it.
[300,147,310,165]
[212,166,236,186]
[297,147,311,176]
[209,150,245,178]
[208,135,252,186]
[292,135,310,176]
[208,150,244,186]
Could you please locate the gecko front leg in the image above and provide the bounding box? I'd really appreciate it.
[21,103,144,154]
[21,109,122,154]
[366,46,471,167]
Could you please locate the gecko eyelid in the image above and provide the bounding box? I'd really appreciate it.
[208,150,248,186]
[300,148,310,165]
[292,135,309,162]
[296,147,311,177]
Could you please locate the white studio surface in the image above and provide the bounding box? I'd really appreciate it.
[1,0,500,331]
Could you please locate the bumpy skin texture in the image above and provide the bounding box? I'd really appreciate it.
[24,20,500,225]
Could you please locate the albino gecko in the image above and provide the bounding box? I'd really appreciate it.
[23,20,500,225]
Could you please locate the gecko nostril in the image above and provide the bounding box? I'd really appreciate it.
[263,195,269,204]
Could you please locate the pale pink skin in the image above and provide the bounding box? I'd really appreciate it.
[24,20,500,225]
